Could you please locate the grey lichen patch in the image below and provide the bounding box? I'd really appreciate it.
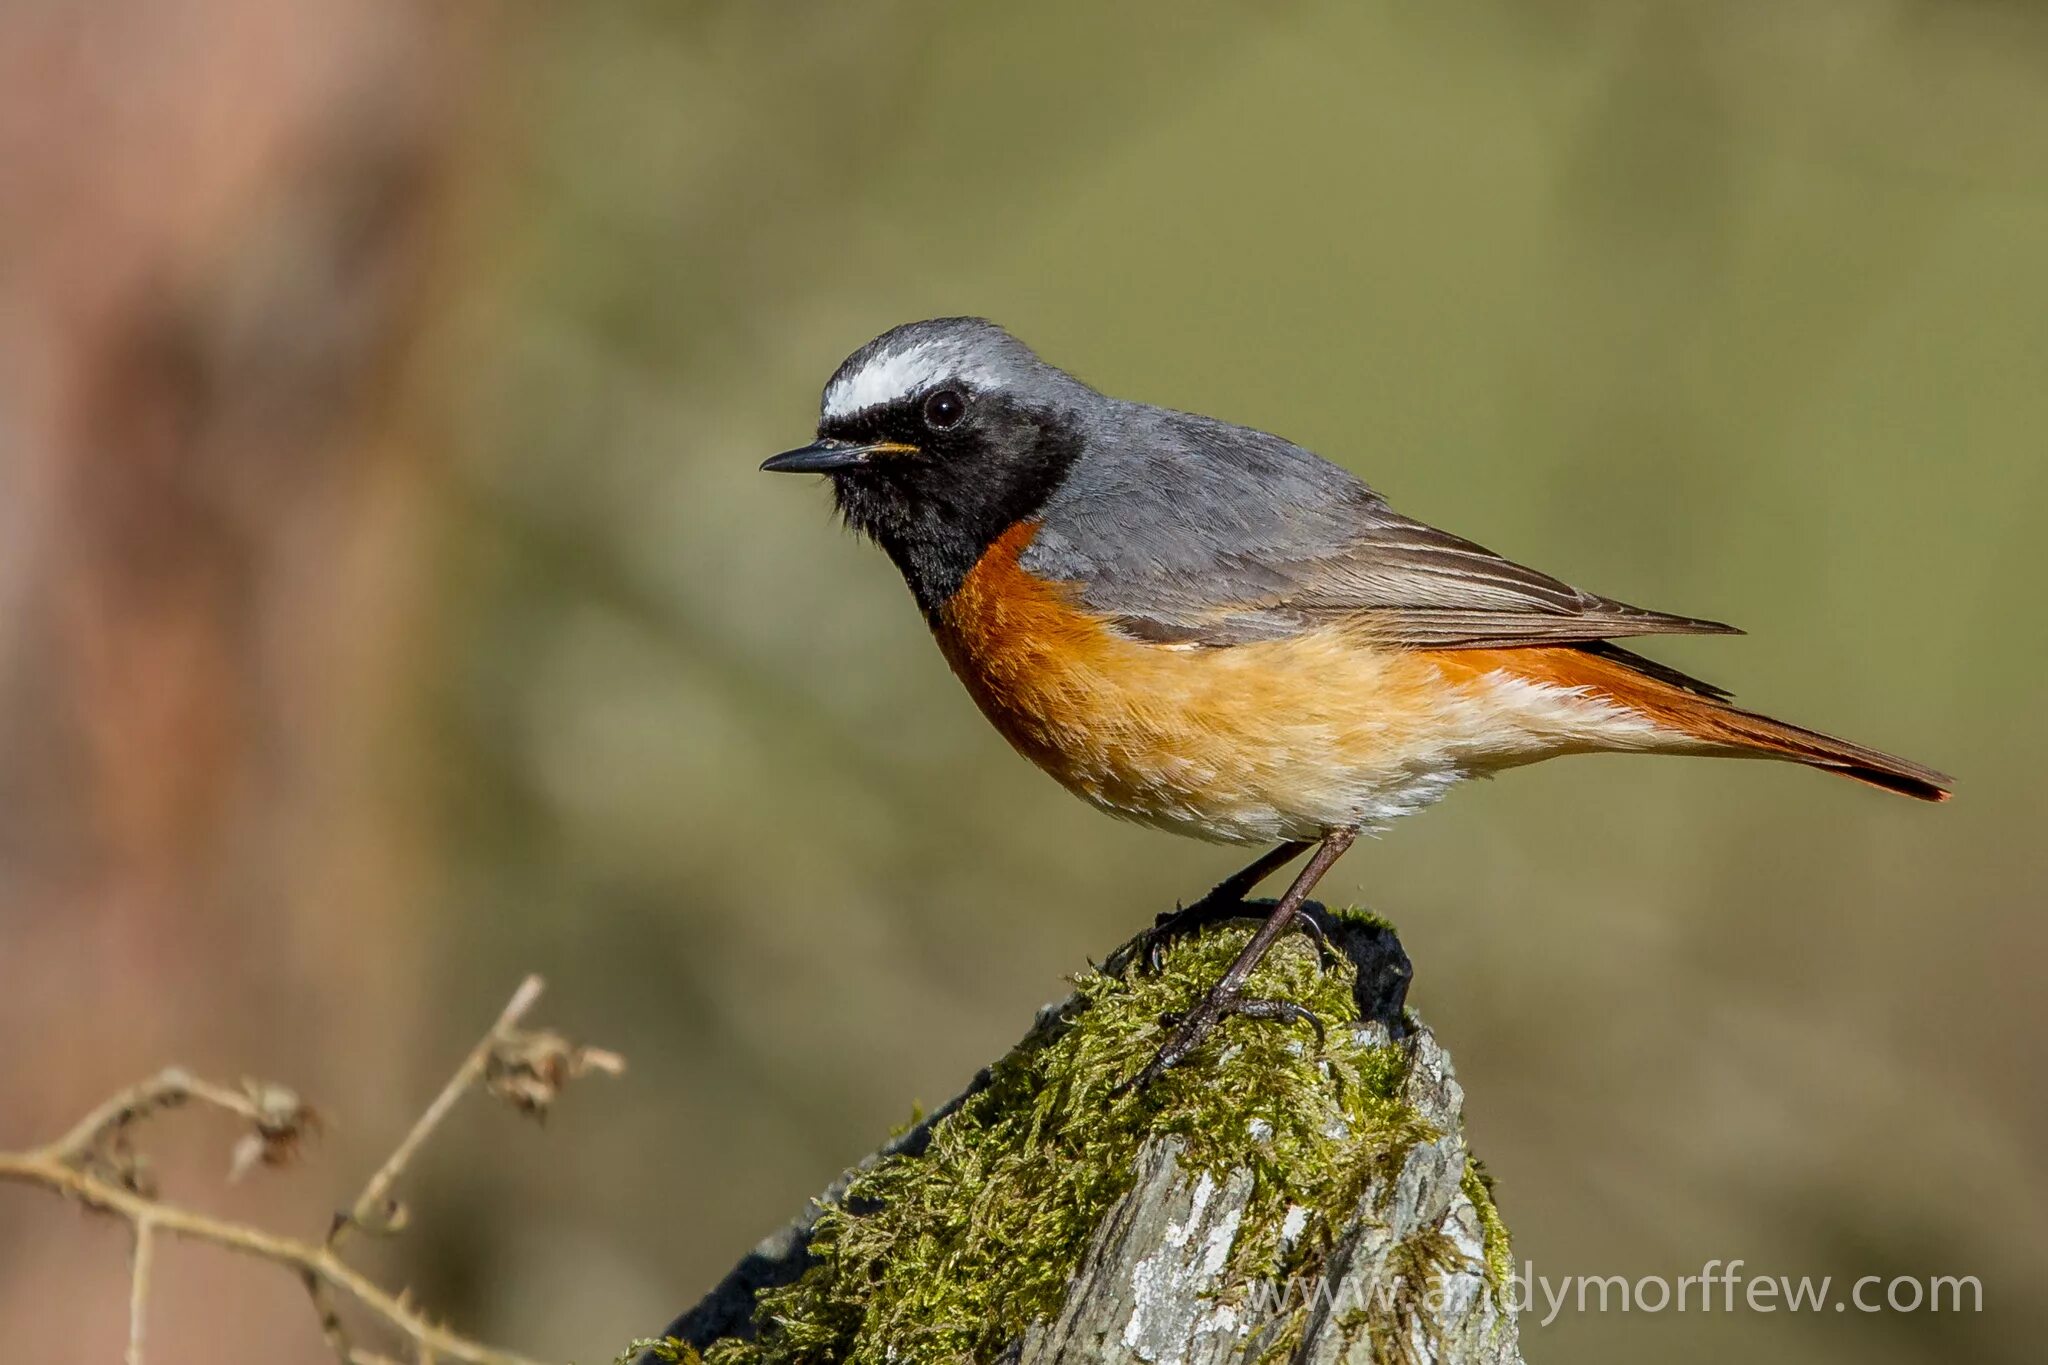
[699,919,1429,1365]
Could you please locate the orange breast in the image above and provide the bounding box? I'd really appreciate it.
[929,521,1608,842]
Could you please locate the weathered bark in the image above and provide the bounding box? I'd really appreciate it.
[648,911,1521,1365]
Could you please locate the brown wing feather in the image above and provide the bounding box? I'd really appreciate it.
[1025,408,1736,651]
[1311,512,1741,645]
[1089,512,1739,650]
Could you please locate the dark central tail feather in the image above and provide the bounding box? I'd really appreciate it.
[1569,643,1952,802]
[1674,700,1952,801]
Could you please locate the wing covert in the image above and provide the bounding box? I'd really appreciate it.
[1024,405,1738,651]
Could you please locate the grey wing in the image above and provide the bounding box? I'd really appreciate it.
[1234,507,1742,649]
[1025,404,1739,651]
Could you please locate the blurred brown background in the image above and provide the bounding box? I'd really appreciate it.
[1,2,2043,1362]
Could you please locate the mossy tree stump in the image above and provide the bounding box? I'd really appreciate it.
[632,907,1521,1365]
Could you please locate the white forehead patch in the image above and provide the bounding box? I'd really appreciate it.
[822,341,996,421]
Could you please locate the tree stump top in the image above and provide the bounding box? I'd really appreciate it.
[634,907,1519,1365]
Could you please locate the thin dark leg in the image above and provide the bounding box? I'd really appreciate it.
[1198,841,1315,909]
[1132,841,1315,973]
[1118,828,1359,1093]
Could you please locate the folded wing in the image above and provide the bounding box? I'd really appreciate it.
[1198,508,1740,649]
[1026,406,1738,651]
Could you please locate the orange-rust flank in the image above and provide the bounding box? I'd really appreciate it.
[927,522,1677,841]
[933,518,1452,840]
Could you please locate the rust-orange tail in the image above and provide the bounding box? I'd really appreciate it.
[1653,695,1951,801]
[1456,643,1953,802]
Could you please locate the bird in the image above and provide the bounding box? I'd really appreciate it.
[761,317,1951,1090]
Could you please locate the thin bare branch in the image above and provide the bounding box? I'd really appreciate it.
[128,1218,155,1365]
[0,974,620,1365]
[306,1267,357,1362]
[36,1065,319,1191]
[331,973,544,1247]
[41,1068,252,1164]
[0,1151,550,1365]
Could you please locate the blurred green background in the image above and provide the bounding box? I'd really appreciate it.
[2,3,2043,1362]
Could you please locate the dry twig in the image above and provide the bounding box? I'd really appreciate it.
[0,973,622,1365]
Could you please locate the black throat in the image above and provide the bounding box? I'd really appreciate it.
[830,405,1083,619]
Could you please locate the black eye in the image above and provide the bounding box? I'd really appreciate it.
[922,388,966,430]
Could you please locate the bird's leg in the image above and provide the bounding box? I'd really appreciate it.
[1134,841,1318,973]
[1119,828,1358,1093]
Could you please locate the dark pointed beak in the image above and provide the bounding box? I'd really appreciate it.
[760,439,918,474]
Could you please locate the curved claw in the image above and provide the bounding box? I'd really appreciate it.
[1287,911,1342,973]
[1223,995,1327,1049]
[1139,912,1179,975]
[1113,987,1328,1095]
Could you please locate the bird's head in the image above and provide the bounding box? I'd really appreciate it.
[763,318,1093,613]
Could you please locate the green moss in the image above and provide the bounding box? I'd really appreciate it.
[1357,1225,1464,1363]
[614,1338,697,1365]
[1331,905,1398,936]
[675,915,1433,1365]
[1461,1156,1514,1293]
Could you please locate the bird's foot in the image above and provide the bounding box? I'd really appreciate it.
[1114,979,1326,1095]
[1131,897,1339,975]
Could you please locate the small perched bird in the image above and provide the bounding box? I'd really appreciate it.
[763,317,1950,1089]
